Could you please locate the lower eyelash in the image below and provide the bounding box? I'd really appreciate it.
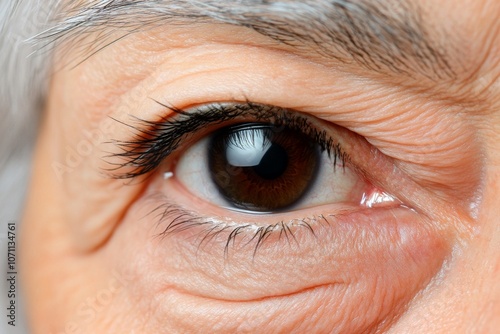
[150,200,338,258]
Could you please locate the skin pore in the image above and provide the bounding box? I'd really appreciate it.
[20,0,500,333]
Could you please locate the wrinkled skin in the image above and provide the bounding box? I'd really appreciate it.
[20,0,500,333]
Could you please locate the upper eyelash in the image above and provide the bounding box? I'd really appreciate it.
[106,100,349,179]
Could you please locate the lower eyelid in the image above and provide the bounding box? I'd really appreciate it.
[131,188,449,304]
[145,161,422,248]
[121,171,450,332]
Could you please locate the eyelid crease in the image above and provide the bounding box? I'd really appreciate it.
[106,100,350,179]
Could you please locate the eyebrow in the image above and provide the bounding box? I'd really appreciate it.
[39,0,455,79]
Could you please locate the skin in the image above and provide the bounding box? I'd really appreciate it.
[20,0,500,333]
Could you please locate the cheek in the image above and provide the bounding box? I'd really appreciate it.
[19,74,153,333]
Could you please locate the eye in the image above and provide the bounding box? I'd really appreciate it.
[176,121,365,213]
[109,99,448,333]
[111,100,402,247]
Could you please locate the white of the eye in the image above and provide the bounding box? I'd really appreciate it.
[175,137,230,207]
[297,150,361,208]
[174,136,364,211]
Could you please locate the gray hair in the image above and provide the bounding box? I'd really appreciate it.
[0,1,57,332]
[0,0,57,224]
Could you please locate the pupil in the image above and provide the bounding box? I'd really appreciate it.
[253,144,288,180]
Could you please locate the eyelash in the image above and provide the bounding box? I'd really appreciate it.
[150,199,349,258]
[108,101,349,179]
[110,101,360,254]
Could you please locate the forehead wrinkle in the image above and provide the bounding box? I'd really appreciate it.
[38,0,456,80]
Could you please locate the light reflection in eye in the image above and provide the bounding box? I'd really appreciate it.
[224,124,272,167]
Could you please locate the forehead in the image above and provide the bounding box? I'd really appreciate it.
[45,0,500,98]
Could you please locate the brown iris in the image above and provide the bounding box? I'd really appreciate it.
[209,123,319,212]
